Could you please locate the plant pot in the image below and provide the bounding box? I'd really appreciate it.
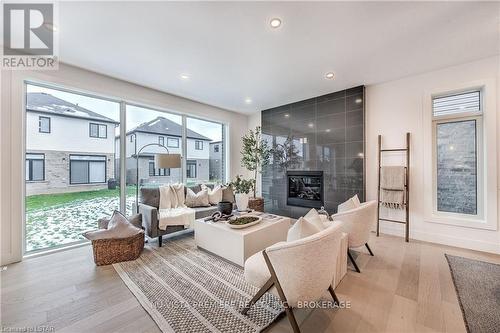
[248,197,264,212]
[235,193,249,211]
[217,201,233,215]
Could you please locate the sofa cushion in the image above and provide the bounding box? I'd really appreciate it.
[140,188,160,208]
[193,206,218,219]
[186,188,210,207]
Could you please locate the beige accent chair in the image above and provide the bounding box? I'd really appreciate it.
[243,223,344,333]
[331,200,377,273]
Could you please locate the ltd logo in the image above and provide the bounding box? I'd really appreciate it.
[3,3,54,56]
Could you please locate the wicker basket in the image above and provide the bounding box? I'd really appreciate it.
[91,232,144,266]
[248,197,264,212]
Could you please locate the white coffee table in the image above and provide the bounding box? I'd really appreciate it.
[194,212,290,266]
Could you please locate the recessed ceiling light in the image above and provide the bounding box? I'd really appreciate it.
[325,129,331,133]
[355,98,363,104]
[180,74,190,80]
[308,123,314,128]
[245,98,252,104]
[270,18,282,28]
[325,72,335,80]
[284,114,290,118]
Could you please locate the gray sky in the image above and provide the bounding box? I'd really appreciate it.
[27,84,223,141]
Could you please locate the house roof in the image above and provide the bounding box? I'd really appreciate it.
[26,92,119,124]
[128,116,211,141]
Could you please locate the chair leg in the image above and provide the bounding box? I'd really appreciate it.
[158,235,162,247]
[365,243,374,256]
[241,278,274,315]
[347,250,361,273]
[328,285,340,306]
[285,307,300,333]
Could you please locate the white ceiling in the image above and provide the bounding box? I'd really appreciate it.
[57,1,500,114]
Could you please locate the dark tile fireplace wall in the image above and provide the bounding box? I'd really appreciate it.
[261,86,365,218]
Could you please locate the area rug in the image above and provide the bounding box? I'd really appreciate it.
[113,234,284,333]
[445,254,500,333]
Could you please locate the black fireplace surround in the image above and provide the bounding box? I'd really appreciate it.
[261,85,365,218]
[287,171,324,209]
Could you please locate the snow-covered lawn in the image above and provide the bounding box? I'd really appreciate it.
[26,196,135,252]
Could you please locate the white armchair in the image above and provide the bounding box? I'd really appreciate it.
[243,223,344,333]
[331,200,377,273]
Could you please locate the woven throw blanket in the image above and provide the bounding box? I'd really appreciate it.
[114,234,284,333]
[380,166,405,209]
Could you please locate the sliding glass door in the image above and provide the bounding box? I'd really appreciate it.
[25,83,121,253]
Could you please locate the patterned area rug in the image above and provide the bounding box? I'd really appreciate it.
[114,233,284,333]
[445,254,500,333]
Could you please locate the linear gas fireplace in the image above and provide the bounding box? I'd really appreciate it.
[287,171,324,209]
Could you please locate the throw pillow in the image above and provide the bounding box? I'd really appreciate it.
[201,184,223,205]
[337,198,356,213]
[287,217,321,242]
[185,188,210,207]
[170,183,185,207]
[352,194,361,207]
[222,185,235,203]
[304,208,326,230]
[83,210,142,240]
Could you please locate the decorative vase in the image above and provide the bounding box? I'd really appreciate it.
[248,197,264,212]
[217,201,233,215]
[235,193,249,211]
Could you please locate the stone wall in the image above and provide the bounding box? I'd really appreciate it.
[26,150,115,195]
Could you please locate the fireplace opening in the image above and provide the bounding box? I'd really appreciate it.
[287,171,324,208]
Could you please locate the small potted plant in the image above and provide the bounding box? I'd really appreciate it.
[241,126,271,212]
[231,175,254,211]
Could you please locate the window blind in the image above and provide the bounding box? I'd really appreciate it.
[432,91,480,117]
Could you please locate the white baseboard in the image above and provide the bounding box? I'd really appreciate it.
[377,224,500,255]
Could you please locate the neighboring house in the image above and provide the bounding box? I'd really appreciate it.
[117,117,212,185]
[26,93,118,195]
[209,141,223,182]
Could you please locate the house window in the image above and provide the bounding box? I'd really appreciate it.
[187,160,197,178]
[167,137,179,148]
[195,140,203,150]
[432,90,482,216]
[39,116,50,133]
[70,155,106,184]
[89,123,107,138]
[159,136,164,146]
[130,135,134,142]
[26,153,45,181]
[148,159,170,176]
[214,144,219,153]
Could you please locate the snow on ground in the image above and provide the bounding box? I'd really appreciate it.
[26,197,135,252]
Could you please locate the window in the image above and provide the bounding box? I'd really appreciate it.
[167,137,179,148]
[26,153,45,181]
[148,159,170,176]
[214,144,219,153]
[89,123,107,138]
[432,90,482,216]
[195,140,203,150]
[187,160,197,178]
[130,135,134,142]
[159,136,164,146]
[39,116,50,133]
[70,155,106,184]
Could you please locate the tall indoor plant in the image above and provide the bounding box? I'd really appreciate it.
[240,126,270,211]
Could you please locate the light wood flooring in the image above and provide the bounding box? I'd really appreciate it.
[2,233,499,333]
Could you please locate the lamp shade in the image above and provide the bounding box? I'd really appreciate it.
[155,154,181,168]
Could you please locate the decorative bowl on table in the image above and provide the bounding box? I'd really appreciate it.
[227,215,262,229]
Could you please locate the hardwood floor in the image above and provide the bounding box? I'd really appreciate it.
[2,233,499,333]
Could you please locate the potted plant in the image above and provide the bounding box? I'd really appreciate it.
[231,175,254,211]
[241,126,271,211]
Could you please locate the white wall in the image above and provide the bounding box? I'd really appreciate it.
[1,63,249,265]
[26,112,116,153]
[366,56,500,254]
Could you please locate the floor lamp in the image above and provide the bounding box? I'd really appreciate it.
[135,142,182,213]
